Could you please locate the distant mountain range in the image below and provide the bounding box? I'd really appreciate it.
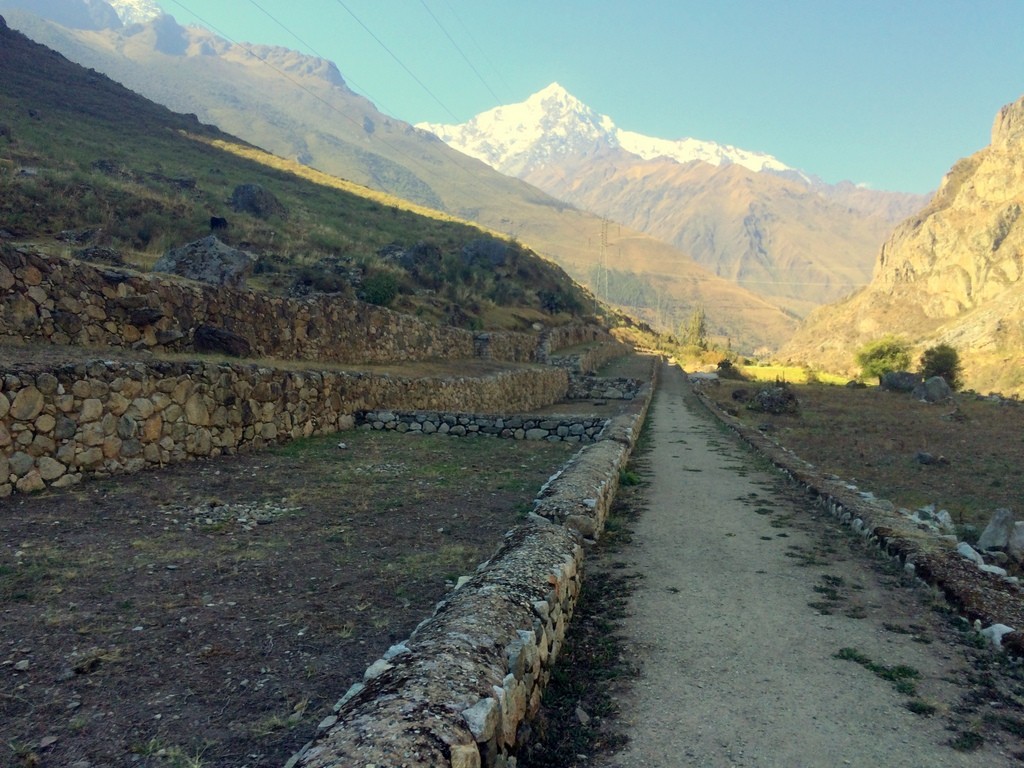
[0,1,799,350]
[781,94,1024,395]
[420,84,931,317]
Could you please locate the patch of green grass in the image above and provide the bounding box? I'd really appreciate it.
[949,731,984,751]
[834,647,920,696]
[392,544,480,583]
[618,468,642,486]
[985,712,1024,738]
[906,699,937,716]
[0,548,69,603]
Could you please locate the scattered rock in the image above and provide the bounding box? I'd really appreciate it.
[956,541,984,565]
[914,451,949,466]
[977,508,1015,550]
[880,371,921,393]
[688,372,719,384]
[153,235,256,289]
[912,376,953,403]
[746,384,799,415]
[230,183,287,220]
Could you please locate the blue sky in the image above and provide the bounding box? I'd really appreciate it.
[155,0,1024,194]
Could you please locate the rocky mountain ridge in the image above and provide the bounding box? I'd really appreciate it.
[781,95,1024,394]
[420,84,931,317]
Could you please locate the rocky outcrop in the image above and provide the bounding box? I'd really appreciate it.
[782,94,1024,395]
[229,182,286,220]
[152,235,256,289]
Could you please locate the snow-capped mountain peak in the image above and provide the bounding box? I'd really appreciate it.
[418,81,618,176]
[418,82,792,176]
[106,0,164,25]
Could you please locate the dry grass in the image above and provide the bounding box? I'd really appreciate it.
[700,379,1024,529]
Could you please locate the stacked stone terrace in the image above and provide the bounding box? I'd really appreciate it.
[1,244,656,767]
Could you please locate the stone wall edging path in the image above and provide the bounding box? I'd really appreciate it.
[288,360,658,768]
[692,379,1024,654]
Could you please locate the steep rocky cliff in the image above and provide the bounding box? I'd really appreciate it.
[781,95,1024,394]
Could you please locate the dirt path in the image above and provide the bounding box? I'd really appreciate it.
[593,364,1019,767]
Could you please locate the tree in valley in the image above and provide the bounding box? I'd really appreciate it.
[855,335,911,383]
[919,343,962,390]
[680,305,708,351]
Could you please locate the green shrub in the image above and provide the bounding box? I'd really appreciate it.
[360,271,399,306]
[855,335,911,383]
[919,343,961,390]
[716,359,746,380]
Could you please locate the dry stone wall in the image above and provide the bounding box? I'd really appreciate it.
[289,363,658,768]
[0,360,568,497]
[292,524,584,768]
[356,410,608,443]
[1,247,604,365]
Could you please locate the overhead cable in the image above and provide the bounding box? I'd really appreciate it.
[331,0,460,121]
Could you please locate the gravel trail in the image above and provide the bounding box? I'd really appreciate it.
[594,364,1016,767]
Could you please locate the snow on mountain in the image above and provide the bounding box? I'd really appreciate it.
[106,0,163,25]
[418,82,793,176]
[419,83,617,176]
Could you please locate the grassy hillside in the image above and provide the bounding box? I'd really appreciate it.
[0,18,589,330]
[0,10,799,352]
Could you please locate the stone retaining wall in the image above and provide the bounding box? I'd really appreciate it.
[550,339,630,375]
[567,374,643,401]
[356,410,608,443]
[0,247,604,365]
[0,360,568,497]
[289,362,658,768]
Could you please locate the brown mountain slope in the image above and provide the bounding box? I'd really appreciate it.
[524,148,928,318]
[780,95,1024,394]
[0,8,797,350]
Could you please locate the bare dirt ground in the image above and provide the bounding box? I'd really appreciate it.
[530,365,1024,767]
[699,377,1024,531]
[0,428,575,768]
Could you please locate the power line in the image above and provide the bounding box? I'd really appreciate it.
[162,0,439,183]
[331,0,460,121]
[244,0,399,118]
[437,0,515,101]
[419,0,502,107]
